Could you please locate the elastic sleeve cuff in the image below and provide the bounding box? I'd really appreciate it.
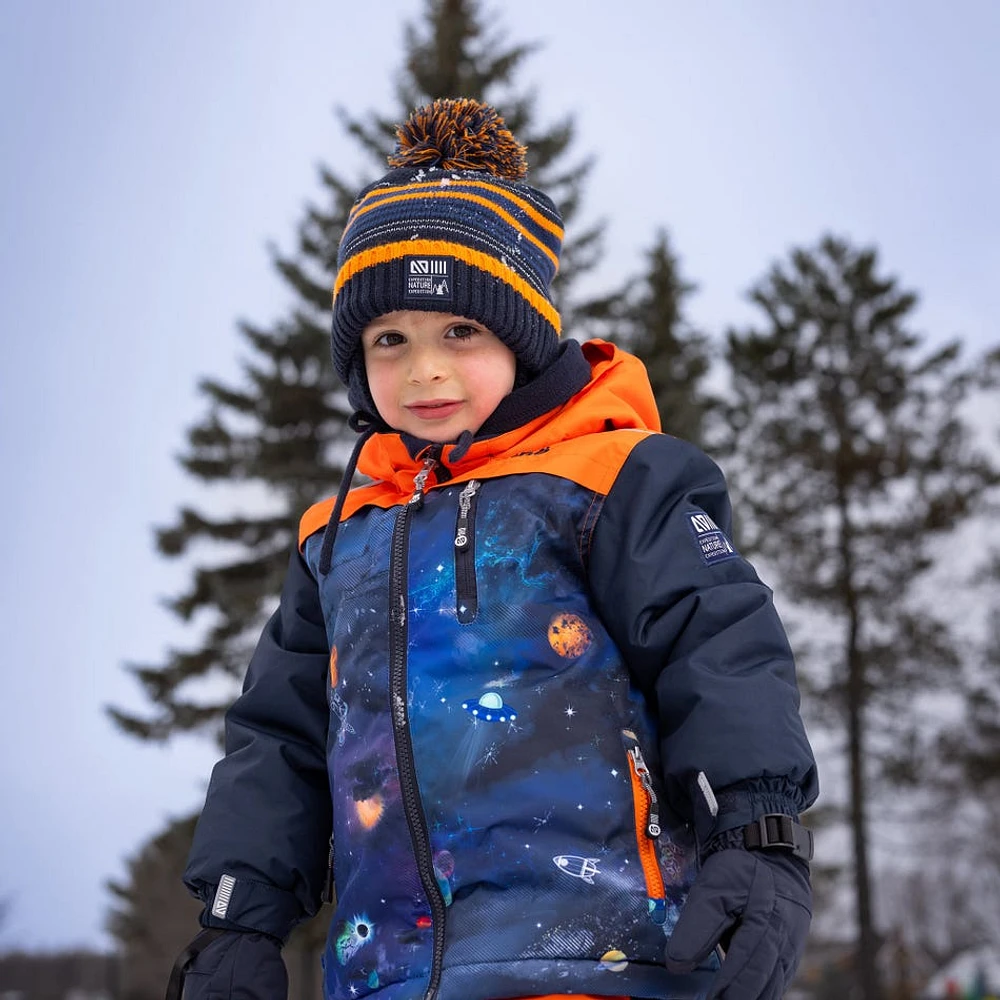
[196,875,303,944]
[693,776,809,847]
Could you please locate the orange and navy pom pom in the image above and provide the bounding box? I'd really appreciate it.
[387,97,528,180]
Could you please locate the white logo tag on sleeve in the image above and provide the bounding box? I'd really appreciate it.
[211,873,237,919]
[688,511,739,566]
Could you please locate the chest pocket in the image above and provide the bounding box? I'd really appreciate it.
[453,479,481,624]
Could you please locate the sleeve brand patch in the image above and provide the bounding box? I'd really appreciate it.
[404,255,454,302]
[687,511,739,566]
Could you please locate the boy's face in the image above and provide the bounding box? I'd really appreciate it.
[361,310,517,442]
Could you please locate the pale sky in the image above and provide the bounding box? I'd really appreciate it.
[1,0,997,951]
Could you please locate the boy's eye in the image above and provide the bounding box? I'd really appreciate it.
[372,331,405,348]
[447,324,479,340]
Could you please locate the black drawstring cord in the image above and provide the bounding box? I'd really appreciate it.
[317,419,474,576]
[317,412,384,576]
[449,429,474,464]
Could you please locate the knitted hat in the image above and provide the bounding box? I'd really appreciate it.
[331,98,564,413]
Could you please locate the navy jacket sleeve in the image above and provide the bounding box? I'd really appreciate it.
[588,434,818,848]
[183,545,332,942]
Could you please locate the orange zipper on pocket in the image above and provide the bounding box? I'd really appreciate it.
[622,730,667,920]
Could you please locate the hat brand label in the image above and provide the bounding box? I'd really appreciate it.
[404,255,454,302]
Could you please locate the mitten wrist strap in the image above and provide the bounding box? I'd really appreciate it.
[704,813,814,861]
[743,813,814,860]
[165,927,228,1000]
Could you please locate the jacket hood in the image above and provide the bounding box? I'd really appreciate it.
[300,340,661,552]
[357,339,661,489]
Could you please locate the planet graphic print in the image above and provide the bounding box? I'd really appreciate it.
[548,613,593,658]
[433,849,455,906]
[354,794,384,830]
[433,849,455,878]
[598,949,629,973]
[335,914,374,965]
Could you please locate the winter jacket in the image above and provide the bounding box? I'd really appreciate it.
[184,339,818,1000]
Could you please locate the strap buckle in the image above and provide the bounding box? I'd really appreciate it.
[743,813,814,861]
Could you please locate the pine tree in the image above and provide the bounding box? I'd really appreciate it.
[720,235,998,1000]
[600,228,714,446]
[107,815,203,1000]
[107,815,329,1000]
[938,344,1000,791]
[938,551,1000,793]
[109,0,605,743]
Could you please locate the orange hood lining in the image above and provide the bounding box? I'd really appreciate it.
[299,340,659,549]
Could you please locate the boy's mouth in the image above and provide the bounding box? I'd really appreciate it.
[405,400,464,420]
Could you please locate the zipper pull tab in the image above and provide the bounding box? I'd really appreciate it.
[409,457,436,510]
[629,746,649,778]
[454,479,480,549]
[629,745,661,838]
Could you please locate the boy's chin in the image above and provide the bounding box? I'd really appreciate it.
[396,417,480,445]
[409,427,472,444]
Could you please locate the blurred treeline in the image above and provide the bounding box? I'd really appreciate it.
[7,1,998,999]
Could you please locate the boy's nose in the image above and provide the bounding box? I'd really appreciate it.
[407,348,447,383]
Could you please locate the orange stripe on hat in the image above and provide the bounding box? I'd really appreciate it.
[344,188,560,271]
[332,238,561,333]
[348,178,564,241]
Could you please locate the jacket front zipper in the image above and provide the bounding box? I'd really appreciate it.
[389,457,446,1000]
[622,729,667,923]
[454,480,481,624]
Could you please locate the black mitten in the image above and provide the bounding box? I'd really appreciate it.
[165,927,288,1000]
[664,848,811,1000]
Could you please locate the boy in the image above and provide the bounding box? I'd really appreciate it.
[172,98,817,1000]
